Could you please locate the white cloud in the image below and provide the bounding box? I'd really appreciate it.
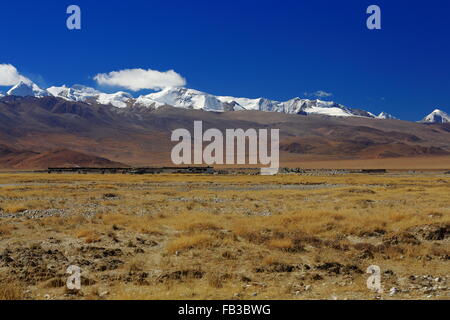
[304,90,333,98]
[313,90,333,98]
[94,68,186,91]
[0,64,31,86]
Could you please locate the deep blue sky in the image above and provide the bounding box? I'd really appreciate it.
[0,0,449,120]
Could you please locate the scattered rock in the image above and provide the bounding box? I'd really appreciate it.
[158,270,205,282]
[99,290,109,297]
[316,262,363,275]
[409,223,450,241]
[255,263,303,273]
[384,232,421,246]
[389,287,398,296]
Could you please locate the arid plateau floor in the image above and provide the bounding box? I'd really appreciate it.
[0,173,448,300]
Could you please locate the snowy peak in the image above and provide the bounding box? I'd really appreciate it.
[7,81,49,97]
[217,95,280,112]
[420,109,450,123]
[5,82,132,108]
[377,112,397,119]
[47,85,132,108]
[97,91,133,108]
[140,87,225,111]
[283,98,374,117]
[47,85,96,102]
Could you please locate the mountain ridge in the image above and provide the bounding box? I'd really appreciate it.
[1,95,450,168]
[1,80,447,123]
[0,144,126,169]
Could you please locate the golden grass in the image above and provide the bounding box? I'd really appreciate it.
[267,238,294,251]
[76,229,101,243]
[0,281,23,300]
[0,172,448,300]
[0,224,15,235]
[3,205,27,214]
[166,234,215,253]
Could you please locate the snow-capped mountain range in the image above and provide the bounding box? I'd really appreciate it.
[46,84,133,109]
[1,80,446,123]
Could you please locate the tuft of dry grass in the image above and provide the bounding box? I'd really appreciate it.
[126,258,147,272]
[166,234,215,253]
[4,205,27,214]
[0,224,15,235]
[0,282,23,300]
[267,238,294,251]
[76,229,101,243]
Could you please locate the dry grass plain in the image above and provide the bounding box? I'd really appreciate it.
[0,172,448,300]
